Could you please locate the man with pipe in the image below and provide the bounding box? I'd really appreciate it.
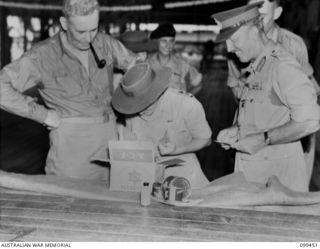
[0,0,138,180]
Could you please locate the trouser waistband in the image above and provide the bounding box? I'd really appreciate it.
[61,115,111,124]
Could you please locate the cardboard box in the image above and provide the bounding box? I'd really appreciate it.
[108,140,157,192]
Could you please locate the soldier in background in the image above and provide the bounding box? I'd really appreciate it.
[148,23,203,96]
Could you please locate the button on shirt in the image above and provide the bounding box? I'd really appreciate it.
[147,53,202,91]
[0,32,137,123]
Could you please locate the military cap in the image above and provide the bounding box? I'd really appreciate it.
[119,31,157,53]
[212,1,263,42]
[150,23,176,39]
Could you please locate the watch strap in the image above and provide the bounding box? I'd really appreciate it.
[264,131,271,145]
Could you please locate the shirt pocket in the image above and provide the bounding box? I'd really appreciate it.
[250,88,268,129]
[50,69,83,97]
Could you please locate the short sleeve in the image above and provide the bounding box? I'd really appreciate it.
[275,61,319,122]
[109,37,138,71]
[182,97,212,139]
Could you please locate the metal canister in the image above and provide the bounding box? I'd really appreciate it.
[151,182,162,199]
[161,176,191,202]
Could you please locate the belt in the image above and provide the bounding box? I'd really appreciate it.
[61,114,111,124]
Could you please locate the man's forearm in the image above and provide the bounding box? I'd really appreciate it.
[174,137,212,155]
[0,81,48,123]
[267,120,319,145]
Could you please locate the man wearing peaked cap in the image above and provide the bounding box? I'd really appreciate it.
[213,3,320,191]
[247,0,320,187]
[212,1,263,43]
[148,23,203,95]
[213,2,264,103]
[111,63,212,189]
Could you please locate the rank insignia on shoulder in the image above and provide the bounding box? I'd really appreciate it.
[256,56,266,72]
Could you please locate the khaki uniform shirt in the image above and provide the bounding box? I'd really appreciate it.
[0,31,137,123]
[235,43,320,191]
[269,24,313,76]
[147,53,202,92]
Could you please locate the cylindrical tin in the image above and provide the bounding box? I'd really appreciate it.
[168,187,178,202]
[151,182,162,199]
[161,176,191,202]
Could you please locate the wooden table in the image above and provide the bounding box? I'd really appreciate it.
[1,187,320,242]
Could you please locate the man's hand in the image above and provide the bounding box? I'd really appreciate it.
[158,142,176,156]
[44,110,61,130]
[216,125,239,150]
[234,132,265,154]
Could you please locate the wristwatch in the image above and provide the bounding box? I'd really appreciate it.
[264,131,271,145]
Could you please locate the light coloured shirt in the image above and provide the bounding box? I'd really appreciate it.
[237,43,319,137]
[234,43,319,191]
[0,32,137,123]
[147,53,202,91]
[123,88,212,151]
[268,24,313,77]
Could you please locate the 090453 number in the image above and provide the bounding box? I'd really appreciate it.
[300,243,318,247]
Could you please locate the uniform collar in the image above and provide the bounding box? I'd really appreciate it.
[239,41,277,88]
[152,52,175,66]
[51,31,77,59]
[58,31,69,57]
[247,40,276,75]
[266,23,280,43]
[138,90,169,122]
[56,31,105,59]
